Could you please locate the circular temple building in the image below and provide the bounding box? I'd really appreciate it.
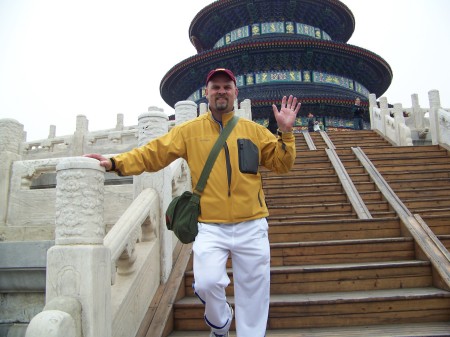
[160,0,393,130]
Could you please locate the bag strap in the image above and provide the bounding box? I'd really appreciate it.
[194,115,239,194]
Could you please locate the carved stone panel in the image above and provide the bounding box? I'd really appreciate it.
[55,158,105,245]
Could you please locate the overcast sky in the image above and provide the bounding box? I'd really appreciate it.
[0,0,449,141]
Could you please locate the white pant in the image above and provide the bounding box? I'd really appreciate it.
[192,218,270,337]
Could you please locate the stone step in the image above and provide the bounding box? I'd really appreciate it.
[369,156,450,166]
[412,207,450,217]
[166,322,450,337]
[0,240,53,292]
[173,288,450,331]
[420,215,450,235]
[186,236,414,270]
[263,175,340,186]
[270,238,415,265]
[395,186,450,198]
[402,197,450,208]
[388,178,450,189]
[267,202,354,216]
[267,218,403,242]
[376,162,450,172]
[261,167,341,177]
[333,141,391,148]
[266,192,348,205]
[369,210,398,218]
[291,161,333,170]
[268,212,359,222]
[382,170,450,180]
[366,149,449,159]
[263,183,344,195]
[183,261,431,297]
[186,237,415,271]
[361,145,443,155]
[359,190,385,202]
[408,206,450,215]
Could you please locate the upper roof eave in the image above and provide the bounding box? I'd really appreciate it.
[189,0,355,51]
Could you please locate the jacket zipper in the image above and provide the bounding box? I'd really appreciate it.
[215,119,232,197]
[224,143,232,196]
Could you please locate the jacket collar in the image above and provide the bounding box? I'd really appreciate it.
[208,110,236,127]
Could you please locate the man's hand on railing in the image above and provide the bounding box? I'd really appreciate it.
[84,153,112,171]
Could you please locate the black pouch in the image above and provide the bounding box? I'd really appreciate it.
[237,138,259,174]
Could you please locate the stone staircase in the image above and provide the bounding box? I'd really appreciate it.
[361,145,450,252]
[139,130,450,337]
[0,241,53,336]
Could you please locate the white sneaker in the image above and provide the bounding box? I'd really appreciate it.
[209,303,233,337]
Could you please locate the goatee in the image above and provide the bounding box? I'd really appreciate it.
[215,99,228,111]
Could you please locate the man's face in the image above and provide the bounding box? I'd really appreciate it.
[355,98,361,105]
[205,73,238,115]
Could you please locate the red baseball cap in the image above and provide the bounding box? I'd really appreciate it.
[206,68,236,85]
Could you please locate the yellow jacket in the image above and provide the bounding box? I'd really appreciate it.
[112,111,296,223]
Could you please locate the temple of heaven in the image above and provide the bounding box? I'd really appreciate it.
[160,0,393,130]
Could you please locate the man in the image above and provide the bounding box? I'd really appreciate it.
[86,68,301,337]
[352,97,365,130]
[267,109,278,134]
[307,112,315,132]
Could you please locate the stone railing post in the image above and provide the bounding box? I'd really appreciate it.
[134,107,173,282]
[46,157,111,337]
[199,102,208,115]
[49,125,56,139]
[234,99,239,113]
[245,99,253,120]
[116,113,124,131]
[393,103,405,145]
[379,96,389,136]
[238,99,252,120]
[393,103,405,125]
[70,115,88,156]
[0,119,24,226]
[175,101,198,125]
[368,93,377,130]
[411,93,424,130]
[428,90,441,145]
